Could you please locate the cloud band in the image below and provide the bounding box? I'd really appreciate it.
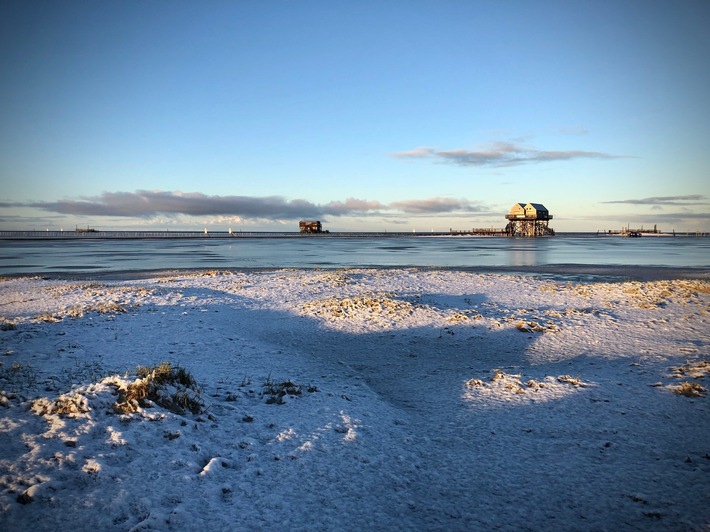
[13,191,486,220]
[393,141,630,167]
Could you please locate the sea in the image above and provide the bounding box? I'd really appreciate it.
[1,233,708,279]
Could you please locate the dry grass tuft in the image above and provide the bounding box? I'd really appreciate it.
[526,379,545,388]
[557,375,585,386]
[198,270,232,277]
[261,375,317,405]
[0,361,38,393]
[34,301,127,322]
[36,312,62,323]
[466,369,587,397]
[0,319,17,331]
[315,271,357,287]
[673,381,706,398]
[514,319,559,333]
[32,394,91,417]
[491,369,519,382]
[302,293,418,321]
[671,360,710,380]
[446,310,482,324]
[174,269,232,278]
[542,279,710,310]
[516,321,544,333]
[93,301,127,314]
[489,370,525,393]
[114,362,203,415]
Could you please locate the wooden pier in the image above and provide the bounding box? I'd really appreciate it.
[449,228,508,236]
[600,225,667,237]
[1,229,513,240]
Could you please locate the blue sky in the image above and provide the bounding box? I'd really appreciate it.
[1,0,708,232]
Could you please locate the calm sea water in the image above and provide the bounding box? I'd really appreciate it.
[1,234,708,277]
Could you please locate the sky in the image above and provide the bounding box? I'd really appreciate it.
[1,0,709,233]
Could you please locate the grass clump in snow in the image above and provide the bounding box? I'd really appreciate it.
[0,319,17,331]
[671,359,710,379]
[34,302,127,323]
[0,361,38,394]
[470,369,527,394]
[36,312,62,323]
[446,311,482,324]
[180,269,232,278]
[668,359,708,397]
[114,362,203,415]
[515,321,544,333]
[514,320,558,333]
[32,393,90,417]
[672,381,706,398]
[466,370,588,396]
[302,293,417,321]
[52,358,107,391]
[557,374,586,387]
[261,374,317,405]
[66,301,127,319]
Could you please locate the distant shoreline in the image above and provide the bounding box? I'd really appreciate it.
[0,230,707,240]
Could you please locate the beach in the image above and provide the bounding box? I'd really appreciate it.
[1,268,709,530]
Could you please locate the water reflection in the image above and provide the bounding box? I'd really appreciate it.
[508,239,550,267]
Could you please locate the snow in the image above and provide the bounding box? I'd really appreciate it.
[0,268,708,530]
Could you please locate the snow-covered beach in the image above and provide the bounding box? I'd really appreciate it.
[1,268,708,531]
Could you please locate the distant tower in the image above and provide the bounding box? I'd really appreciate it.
[505,203,555,237]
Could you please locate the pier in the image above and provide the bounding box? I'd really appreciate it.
[449,228,508,236]
[596,225,710,237]
[0,230,476,240]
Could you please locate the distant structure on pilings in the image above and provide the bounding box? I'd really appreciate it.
[299,220,324,234]
[505,203,555,237]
